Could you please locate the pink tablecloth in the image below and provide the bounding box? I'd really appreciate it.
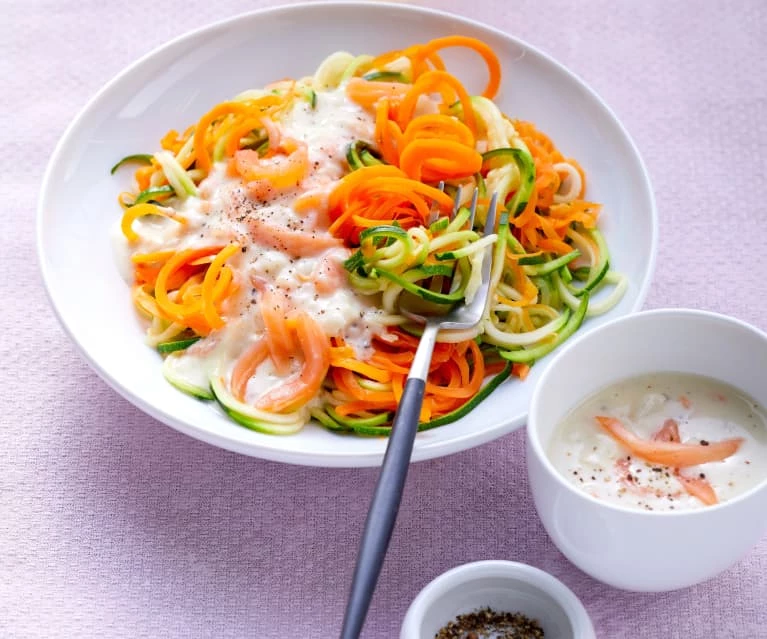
[5,1,767,637]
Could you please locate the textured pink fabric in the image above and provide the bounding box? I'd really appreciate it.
[4,0,767,637]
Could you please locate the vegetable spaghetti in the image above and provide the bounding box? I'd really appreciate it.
[112,36,627,436]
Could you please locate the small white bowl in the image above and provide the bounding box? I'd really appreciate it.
[400,560,595,639]
[527,309,767,592]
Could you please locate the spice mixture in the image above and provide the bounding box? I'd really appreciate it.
[435,607,545,639]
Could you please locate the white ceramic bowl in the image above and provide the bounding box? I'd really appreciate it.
[400,560,595,639]
[527,309,767,591]
[37,1,656,466]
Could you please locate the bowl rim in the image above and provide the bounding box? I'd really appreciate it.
[400,559,595,638]
[36,0,658,466]
[527,307,767,517]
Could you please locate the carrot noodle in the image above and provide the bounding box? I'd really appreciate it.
[112,36,626,435]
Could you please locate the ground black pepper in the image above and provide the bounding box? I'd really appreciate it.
[435,607,544,638]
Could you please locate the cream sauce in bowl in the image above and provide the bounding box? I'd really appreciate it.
[547,372,767,511]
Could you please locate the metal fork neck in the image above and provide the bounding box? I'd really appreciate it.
[407,323,440,382]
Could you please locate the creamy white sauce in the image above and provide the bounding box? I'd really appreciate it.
[284,89,376,184]
[548,373,767,511]
[126,87,386,401]
[242,349,286,400]
[111,221,135,284]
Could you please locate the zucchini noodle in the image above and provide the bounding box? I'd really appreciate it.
[111,35,626,436]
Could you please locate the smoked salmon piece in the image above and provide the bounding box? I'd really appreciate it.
[596,416,742,467]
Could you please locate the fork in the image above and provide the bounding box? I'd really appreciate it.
[339,189,498,639]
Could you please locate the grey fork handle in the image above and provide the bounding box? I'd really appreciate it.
[340,323,440,639]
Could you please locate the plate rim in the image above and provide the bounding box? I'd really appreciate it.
[36,1,658,467]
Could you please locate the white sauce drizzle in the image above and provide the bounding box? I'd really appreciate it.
[125,87,387,402]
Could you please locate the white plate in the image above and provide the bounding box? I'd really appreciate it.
[37,2,657,467]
